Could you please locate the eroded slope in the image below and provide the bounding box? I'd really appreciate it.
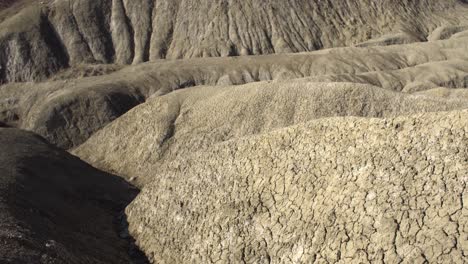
[0,0,468,83]
[0,1,467,264]
[0,128,145,263]
[74,82,468,187]
[2,35,468,149]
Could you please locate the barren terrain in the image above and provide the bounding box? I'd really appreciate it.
[1,0,468,263]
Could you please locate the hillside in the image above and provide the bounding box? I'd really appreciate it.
[127,110,468,263]
[2,35,468,149]
[0,0,468,263]
[74,82,468,187]
[0,0,467,83]
[0,128,147,263]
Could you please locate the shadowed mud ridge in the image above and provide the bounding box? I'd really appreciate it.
[0,128,149,263]
[1,0,468,83]
[2,34,468,149]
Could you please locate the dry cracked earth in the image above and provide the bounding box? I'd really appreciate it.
[1,0,468,263]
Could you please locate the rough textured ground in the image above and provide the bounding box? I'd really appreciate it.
[0,0,468,83]
[74,82,468,187]
[2,34,468,149]
[1,1,468,264]
[126,110,468,263]
[0,128,147,263]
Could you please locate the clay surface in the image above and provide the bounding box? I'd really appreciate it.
[127,110,468,263]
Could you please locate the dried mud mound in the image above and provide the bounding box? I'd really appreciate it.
[127,110,468,263]
[74,82,468,187]
[0,128,145,263]
[0,0,468,83]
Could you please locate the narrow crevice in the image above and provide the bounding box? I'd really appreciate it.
[121,0,135,63]
[68,0,94,62]
[262,28,275,54]
[160,22,174,59]
[0,50,6,84]
[39,13,70,69]
[95,0,116,63]
[161,120,176,146]
[116,212,150,264]
[143,0,155,62]
[162,1,181,59]
[228,43,239,56]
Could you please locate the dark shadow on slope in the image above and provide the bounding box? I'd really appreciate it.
[116,213,150,264]
[39,13,70,71]
[0,128,149,263]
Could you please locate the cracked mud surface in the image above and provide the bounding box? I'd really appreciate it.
[74,82,468,187]
[127,110,468,263]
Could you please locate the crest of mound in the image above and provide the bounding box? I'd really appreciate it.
[428,25,468,41]
[126,110,468,263]
[0,128,145,263]
[355,32,422,47]
[1,34,466,149]
[0,0,468,83]
[74,82,468,187]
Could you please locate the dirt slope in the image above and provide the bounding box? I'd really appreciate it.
[74,82,468,187]
[0,0,467,83]
[0,1,467,263]
[2,35,468,149]
[0,128,146,263]
[127,110,468,263]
